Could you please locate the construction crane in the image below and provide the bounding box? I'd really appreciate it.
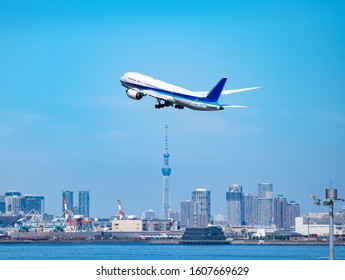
[117,199,127,220]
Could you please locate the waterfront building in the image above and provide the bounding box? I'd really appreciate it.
[181,226,227,244]
[161,125,172,220]
[112,219,143,232]
[257,183,273,227]
[274,195,288,229]
[191,188,211,228]
[78,191,90,217]
[141,209,156,220]
[226,184,243,226]
[180,200,194,228]
[142,219,177,231]
[286,201,300,229]
[62,191,73,215]
[112,219,176,232]
[296,212,344,236]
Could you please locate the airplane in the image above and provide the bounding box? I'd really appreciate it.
[120,72,260,111]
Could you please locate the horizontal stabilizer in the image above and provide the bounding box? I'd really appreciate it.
[222,105,247,108]
[222,86,260,95]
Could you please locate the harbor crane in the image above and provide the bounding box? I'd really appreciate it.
[63,199,96,232]
[17,209,44,232]
[117,199,127,220]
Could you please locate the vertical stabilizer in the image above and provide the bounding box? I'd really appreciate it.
[206,78,227,102]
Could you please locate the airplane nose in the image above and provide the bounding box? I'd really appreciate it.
[120,75,127,84]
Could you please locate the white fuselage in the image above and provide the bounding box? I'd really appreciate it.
[120,72,224,111]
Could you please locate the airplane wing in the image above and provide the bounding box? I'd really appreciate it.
[140,89,170,101]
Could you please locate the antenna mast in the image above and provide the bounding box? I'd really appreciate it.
[162,125,172,219]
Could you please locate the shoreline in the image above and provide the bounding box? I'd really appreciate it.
[1,238,344,246]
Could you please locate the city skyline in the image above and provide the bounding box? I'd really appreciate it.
[0,1,344,217]
[0,184,338,228]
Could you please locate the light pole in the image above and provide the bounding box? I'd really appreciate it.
[307,216,310,241]
[311,186,344,260]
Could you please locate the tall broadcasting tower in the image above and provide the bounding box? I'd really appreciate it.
[162,125,172,220]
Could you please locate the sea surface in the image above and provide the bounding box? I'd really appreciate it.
[1,243,345,260]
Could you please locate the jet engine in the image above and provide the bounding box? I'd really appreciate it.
[126,89,143,100]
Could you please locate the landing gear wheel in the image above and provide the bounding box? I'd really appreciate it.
[175,105,184,109]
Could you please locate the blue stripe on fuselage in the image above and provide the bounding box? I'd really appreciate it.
[123,81,220,105]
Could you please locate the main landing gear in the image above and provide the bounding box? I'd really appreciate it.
[174,104,184,109]
[154,103,184,109]
[155,104,165,109]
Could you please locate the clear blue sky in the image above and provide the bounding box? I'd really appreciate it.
[0,1,344,218]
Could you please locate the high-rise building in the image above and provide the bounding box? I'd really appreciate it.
[4,190,22,214]
[78,191,90,217]
[274,195,288,229]
[274,195,300,229]
[73,205,79,215]
[3,191,45,215]
[191,188,211,227]
[169,210,180,222]
[286,201,300,229]
[226,184,243,226]
[0,196,5,214]
[243,193,257,226]
[161,125,172,220]
[62,191,73,215]
[180,200,194,228]
[22,195,45,215]
[257,183,273,227]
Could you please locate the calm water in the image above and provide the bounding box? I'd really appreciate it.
[0,243,345,260]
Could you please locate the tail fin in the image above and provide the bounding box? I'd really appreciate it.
[206,78,227,102]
